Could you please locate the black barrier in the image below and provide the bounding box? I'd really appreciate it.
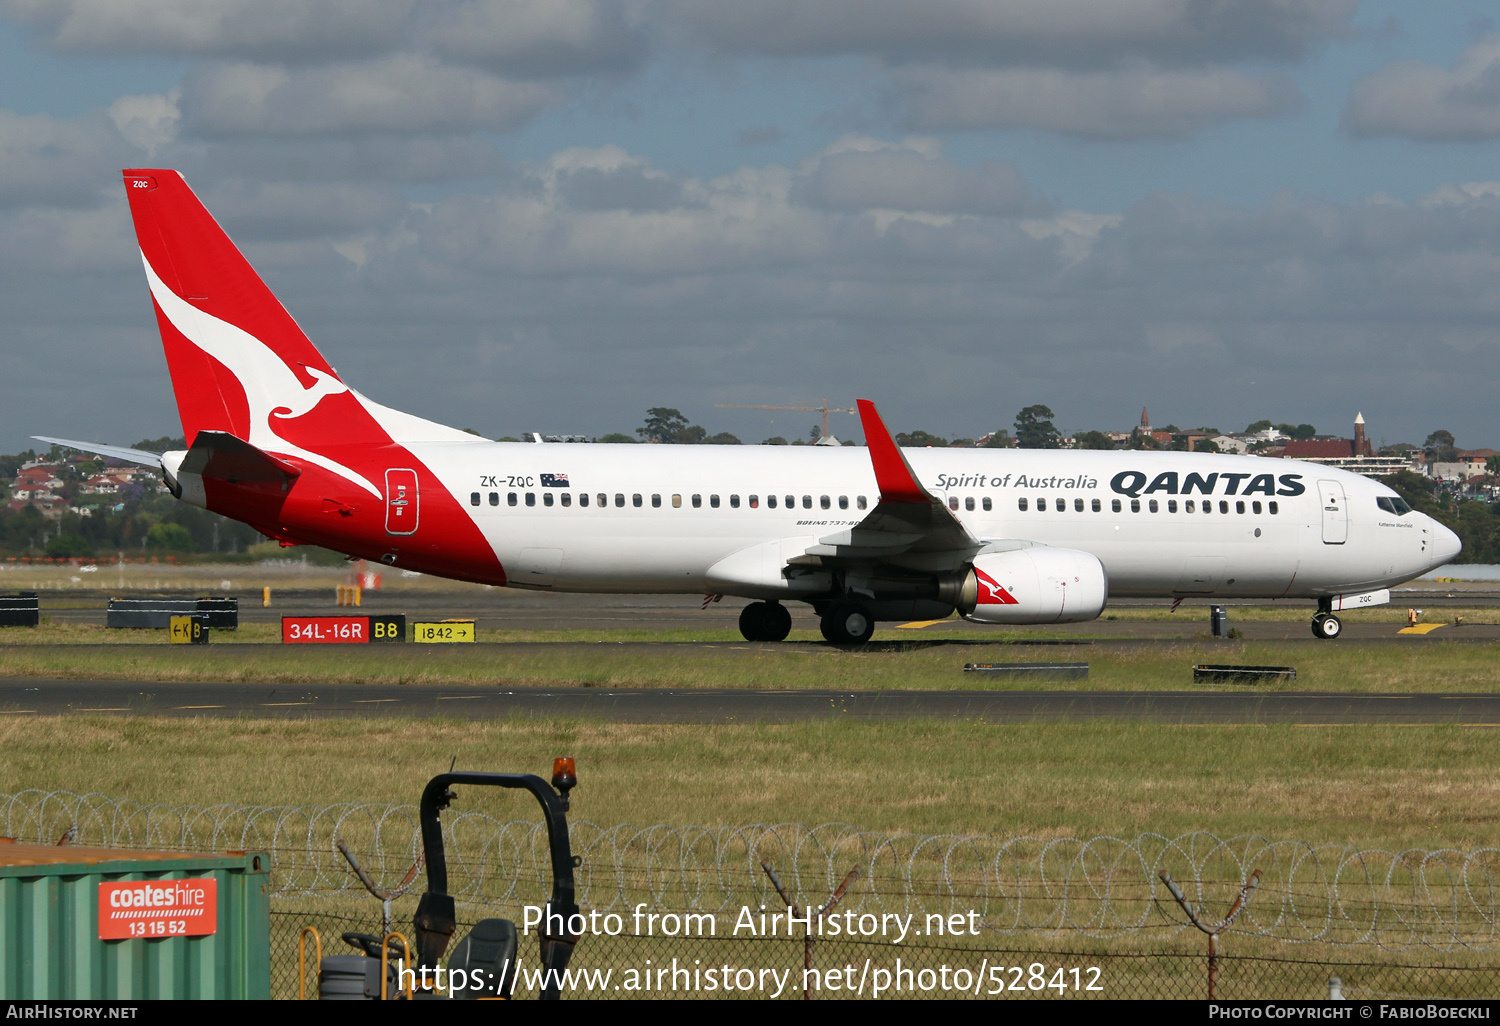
[195,597,238,630]
[963,662,1089,679]
[108,596,239,629]
[1193,664,1296,684]
[0,592,40,628]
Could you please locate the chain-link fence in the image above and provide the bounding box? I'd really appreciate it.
[5,791,1497,1000]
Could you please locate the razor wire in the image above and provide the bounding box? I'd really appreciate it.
[4,790,1496,953]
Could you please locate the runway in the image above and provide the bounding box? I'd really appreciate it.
[3,678,1497,724]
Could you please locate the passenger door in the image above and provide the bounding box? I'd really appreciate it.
[1317,480,1347,545]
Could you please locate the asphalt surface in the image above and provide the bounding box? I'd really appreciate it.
[3,678,1497,724]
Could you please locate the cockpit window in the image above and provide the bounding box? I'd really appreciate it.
[1376,496,1412,516]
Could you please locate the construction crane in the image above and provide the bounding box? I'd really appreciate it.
[714,399,857,441]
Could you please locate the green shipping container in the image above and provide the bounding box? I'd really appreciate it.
[0,841,270,999]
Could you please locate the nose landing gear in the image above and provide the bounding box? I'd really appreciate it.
[1311,598,1343,640]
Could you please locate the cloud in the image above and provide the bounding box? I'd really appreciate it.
[178,55,556,137]
[660,0,1357,66]
[0,0,418,61]
[0,110,134,207]
[425,0,645,77]
[800,136,1031,215]
[1344,35,1500,140]
[899,64,1301,138]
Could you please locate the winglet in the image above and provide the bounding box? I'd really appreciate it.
[857,399,931,504]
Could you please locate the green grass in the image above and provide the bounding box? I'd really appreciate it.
[2,716,1495,849]
[2,628,1498,691]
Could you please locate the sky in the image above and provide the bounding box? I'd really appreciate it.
[2,0,1500,453]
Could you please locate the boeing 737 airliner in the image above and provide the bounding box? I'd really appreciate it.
[38,170,1462,643]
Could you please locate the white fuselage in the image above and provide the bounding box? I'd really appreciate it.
[408,443,1458,600]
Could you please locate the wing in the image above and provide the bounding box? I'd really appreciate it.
[32,436,164,468]
[791,400,983,573]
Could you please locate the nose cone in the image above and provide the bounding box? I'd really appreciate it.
[1434,521,1462,564]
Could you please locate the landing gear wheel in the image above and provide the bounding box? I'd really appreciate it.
[1311,612,1342,640]
[739,602,793,642]
[820,602,875,645]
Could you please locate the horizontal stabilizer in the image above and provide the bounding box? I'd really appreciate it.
[32,436,164,468]
[179,430,301,487]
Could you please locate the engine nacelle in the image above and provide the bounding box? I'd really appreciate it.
[947,547,1108,624]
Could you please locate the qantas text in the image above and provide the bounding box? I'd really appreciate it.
[931,471,1304,498]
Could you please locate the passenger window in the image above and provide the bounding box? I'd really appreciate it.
[1185,500,1194,513]
[652,494,661,508]
[1037,497,1046,511]
[1203,501,1211,514]
[561,493,571,507]
[1074,498,1084,512]
[1269,501,1279,514]
[633,494,643,507]
[821,495,831,510]
[786,495,795,509]
[1131,499,1141,513]
[803,496,812,509]
[615,493,625,507]
[508,492,518,506]
[526,493,536,507]
[469,492,480,506]
[672,494,682,508]
[596,494,606,507]
[1019,497,1029,511]
[750,495,759,508]
[983,497,992,512]
[1091,498,1100,512]
[710,494,720,508]
[839,496,849,510]
[730,495,740,508]
[965,497,975,511]
[1111,499,1121,513]
[1148,499,1158,513]
[857,496,868,510]
[1168,500,1177,513]
[1252,501,1261,514]
[692,494,702,508]
[580,493,590,507]
[1236,501,1245,514]
[1220,500,1229,514]
[543,492,554,506]
[767,495,777,509]
[948,496,958,511]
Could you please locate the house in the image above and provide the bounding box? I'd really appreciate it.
[1271,414,1414,478]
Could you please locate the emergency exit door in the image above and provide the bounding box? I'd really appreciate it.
[385,469,419,535]
[1317,480,1346,544]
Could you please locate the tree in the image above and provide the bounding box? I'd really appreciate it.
[1073,430,1113,450]
[809,425,822,443]
[895,430,948,447]
[132,436,186,452]
[761,436,787,445]
[1245,420,1272,434]
[1486,455,1500,477]
[1014,405,1061,449]
[145,522,192,550]
[45,533,91,558]
[982,430,1012,448]
[1275,423,1316,440]
[1194,438,1221,453]
[1127,433,1161,450]
[706,432,741,445]
[595,433,636,444]
[1425,429,1459,463]
[637,408,689,443]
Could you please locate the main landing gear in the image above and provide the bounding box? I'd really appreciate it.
[739,601,793,642]
[1311,598,1342,640]
[819,601,875,646]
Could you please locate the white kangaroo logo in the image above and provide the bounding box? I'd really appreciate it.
[142,253,381,499]
[976,570,1016,604]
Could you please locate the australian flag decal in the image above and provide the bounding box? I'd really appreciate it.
[540,473,570,487]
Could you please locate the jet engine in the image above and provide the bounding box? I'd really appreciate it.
[938,547,1108,624]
